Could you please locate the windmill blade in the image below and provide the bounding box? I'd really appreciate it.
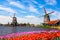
[10,15,12,18]
[44,8,47,14]
[10,13,16,18]
[48,11,54,14]
[13,13,16,17]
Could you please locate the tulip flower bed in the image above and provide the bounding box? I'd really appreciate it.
[0,30,60,40]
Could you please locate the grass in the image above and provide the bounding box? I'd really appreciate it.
[51,26,60,30]
[40,23,60,30]
[40,24,51,29]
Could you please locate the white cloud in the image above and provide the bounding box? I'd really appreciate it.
[0,5,16,13]
[0,15,12,24]
[53,11,60,19]
[39,4,45,8]
[32,0,38,4]
[50,11,60,20]
[0,15,43,25]
[18,15,43,24]
[29,5,37,12]
[25,15,36,18]
[28,5,40,14]
[9,1,25,9]
[30,0,44,8]
[45,0,57,5]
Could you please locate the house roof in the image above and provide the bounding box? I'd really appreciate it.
[46,20,60,25]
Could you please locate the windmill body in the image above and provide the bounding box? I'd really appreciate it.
[44,14,50,23]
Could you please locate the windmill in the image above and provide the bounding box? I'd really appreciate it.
[10,13,18,27]
[40,8,54,24]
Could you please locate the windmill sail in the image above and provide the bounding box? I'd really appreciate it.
[14,13,16,17]
[48,11,54,14]
[44,8,47,14]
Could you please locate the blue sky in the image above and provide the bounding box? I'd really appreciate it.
[0,0,60,24]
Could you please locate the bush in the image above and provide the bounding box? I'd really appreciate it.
[40,23,50,29]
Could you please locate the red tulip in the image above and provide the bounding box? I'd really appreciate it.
[57,32,60,37]
[1,32,60,40]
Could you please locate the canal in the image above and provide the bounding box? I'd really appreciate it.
[0,26,42,36]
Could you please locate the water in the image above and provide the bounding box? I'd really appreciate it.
[0,26,42,36]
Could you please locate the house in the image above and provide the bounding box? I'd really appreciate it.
[45,20,60,26]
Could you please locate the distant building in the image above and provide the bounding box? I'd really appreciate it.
[46,20,60,26]
[11,13,18,26]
